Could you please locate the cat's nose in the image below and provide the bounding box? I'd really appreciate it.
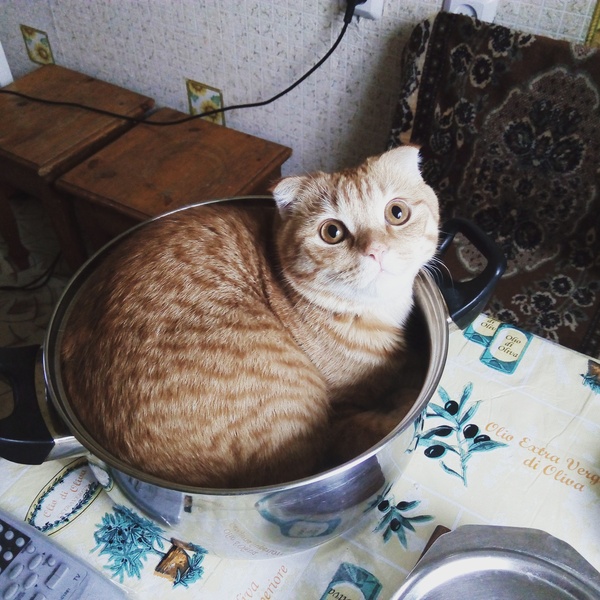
[366,243,387,267]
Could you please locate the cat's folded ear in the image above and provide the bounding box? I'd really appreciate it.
[379,145,426,178]
[270,176,306,214]
[383,144,422,163]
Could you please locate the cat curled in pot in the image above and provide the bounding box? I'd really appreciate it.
[60,145,440,488]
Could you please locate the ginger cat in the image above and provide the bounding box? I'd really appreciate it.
[60,146,439,488]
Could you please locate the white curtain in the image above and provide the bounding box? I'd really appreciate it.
[0,41,13,86]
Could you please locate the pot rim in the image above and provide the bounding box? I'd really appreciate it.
[43,196,449,496]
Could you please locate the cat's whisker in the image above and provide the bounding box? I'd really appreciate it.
[424,256,452,282]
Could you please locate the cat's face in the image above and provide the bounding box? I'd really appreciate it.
[272,146,439,318]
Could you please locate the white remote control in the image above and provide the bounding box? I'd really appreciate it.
[0,506,128,599]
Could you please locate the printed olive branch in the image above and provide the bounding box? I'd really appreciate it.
[417,383,508,486]
[173,545,206,588]
[371,486,433,548]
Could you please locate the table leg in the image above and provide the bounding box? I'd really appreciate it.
[0,181,30,270]
[39,186,87,272]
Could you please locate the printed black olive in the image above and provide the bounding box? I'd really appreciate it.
[432,425,453,437]
[474,434,491,443]
[390,519,401,532]
[424,445,446,458]
[463,424,479,438]
[396,501,410,510]
[378,500,390,512]
[444,401,459,415]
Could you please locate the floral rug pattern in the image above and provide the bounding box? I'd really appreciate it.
[389,13,600,358]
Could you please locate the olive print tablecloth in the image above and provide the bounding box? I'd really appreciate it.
[1,315,599,599]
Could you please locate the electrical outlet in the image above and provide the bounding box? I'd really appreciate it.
[442,0,497,22]
[353,0,384,20]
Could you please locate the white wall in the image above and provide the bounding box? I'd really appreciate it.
[0,0,596,175]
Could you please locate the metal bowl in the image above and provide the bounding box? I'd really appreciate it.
[392,525,600,600]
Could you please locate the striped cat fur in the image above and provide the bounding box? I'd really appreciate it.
[60,146,439,488]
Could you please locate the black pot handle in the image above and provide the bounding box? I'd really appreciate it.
[0,345,55,464]
[434,218,507,329]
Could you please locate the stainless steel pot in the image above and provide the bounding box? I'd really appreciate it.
[0,197,505,559]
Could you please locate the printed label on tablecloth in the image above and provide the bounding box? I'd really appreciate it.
[320,563,382,600]
[456,416,599,498]
[515,431,599,492]
[480,324,532,374]
[26,457,102,534]
[463,314,501,347]
[199,553,308,599]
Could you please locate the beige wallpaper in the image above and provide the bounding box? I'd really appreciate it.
[0,0,596,176]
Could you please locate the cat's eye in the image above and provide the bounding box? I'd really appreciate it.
[319,219,346,244]
[385,199,411,226]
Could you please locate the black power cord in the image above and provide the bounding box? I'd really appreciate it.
[0,1,364,127]
[0,2,364,290]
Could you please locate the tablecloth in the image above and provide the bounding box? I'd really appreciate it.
[1,315,599,599]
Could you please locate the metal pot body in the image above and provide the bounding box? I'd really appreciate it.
[50,271,448,559]
[0,197,506,559]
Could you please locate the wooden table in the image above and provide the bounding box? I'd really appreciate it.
[0,65,154,270]
[55,107,292,254]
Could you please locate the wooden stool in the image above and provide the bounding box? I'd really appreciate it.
[0,65,154,271]
[55,107,292,254]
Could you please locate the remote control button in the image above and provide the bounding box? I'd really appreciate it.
[28,553,43,569]
[23,572,39,589]
[14,537,25,548]
[3,531,14,541]
[25,544,36,554]
[3,551,13,562]
[32,594,48,600]
[3,582,19,599]
[46,555,56,567]
[7,563,24,579]
[46,563,69,589]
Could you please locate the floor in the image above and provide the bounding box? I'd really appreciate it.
[0,196,71,419]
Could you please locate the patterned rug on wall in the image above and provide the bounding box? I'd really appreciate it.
[389,12,600,359]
